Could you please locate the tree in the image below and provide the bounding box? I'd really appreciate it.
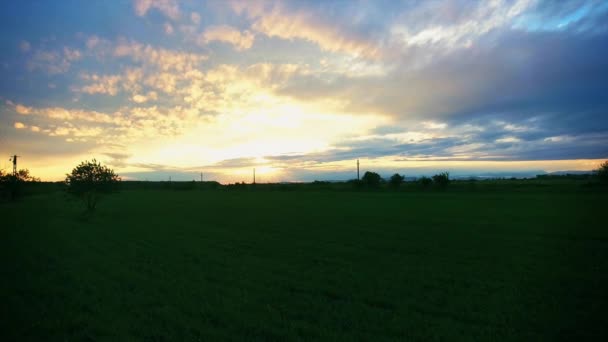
[419,176,432,188]
[0,168,39,182]
[0,168,40,200]
[432,172,450,188]
[597,160,608,183]
[15,169,40,182]
[361,171,382,187]
[65,159,120,211]
[389,173,405,188]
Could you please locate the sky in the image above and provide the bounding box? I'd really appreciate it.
[0,0,607,182]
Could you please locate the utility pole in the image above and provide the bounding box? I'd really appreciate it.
[357,159,360,180]
[10,155,18,175]
[253,168,256,184]
[200,172,203,182]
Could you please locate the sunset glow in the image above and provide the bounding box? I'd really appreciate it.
[1,0,606,182]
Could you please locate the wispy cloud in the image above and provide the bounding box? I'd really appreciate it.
[199,25,255,51]
[391,0,535,49]
[230,0,382,58]
[26,47,82,74]
[112,39,208,72]
[19,40,31,52]
[133,0,179,20]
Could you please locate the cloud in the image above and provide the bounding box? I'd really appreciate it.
[206,157,259,169]
[8,101,126,127]
[177,62,312,115]
[49,125,103,138]
[15,104,32,115]
[231,1,381,58]
[276,24,608,129]
[74,68,145,97]
[199,25,255,51]
[19,40,31,52]
[164,22,174,35]
[76,73,122,95]
[144,72,178,94]
[72,37,207,99]
[131,91,158,103]
[24,44,83,74]
[86,36,102,49]
[103,152,132,168]
[191,12,201,25]
[63,47,82,61]
[133,0,179,20]
[132,94,147,103]
[390,0,534,49]
[113,39,207,72]
[27,50,69,74]
[422,121,448,130]
[544,135,574,143]
[8,100,211,147]
[14,122,26,129]
[496,136,522,144]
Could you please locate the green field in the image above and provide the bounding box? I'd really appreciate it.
[2,187,607,340]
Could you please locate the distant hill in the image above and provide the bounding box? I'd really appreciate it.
[547,170,595,176]
[448,170,547,180]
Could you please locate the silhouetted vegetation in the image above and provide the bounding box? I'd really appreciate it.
[389,173,405,188]
[361,171,382,188]
[597,160,608,183]
[6,172,607,198]
[346,178,362,188]
[432,172,450,188]
[65,159,120,211]
[419,176,432,188]
[0,168,40,200]
[312,180,331,185]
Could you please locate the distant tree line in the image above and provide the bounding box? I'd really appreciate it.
[2,159,608,211]
[349,162,608,189]
[350,170,450,189]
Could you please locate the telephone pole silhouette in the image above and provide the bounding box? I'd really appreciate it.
[253,168,256,184]
[9,155,19,175]
[200,172,203,182]
[357,159,360,180]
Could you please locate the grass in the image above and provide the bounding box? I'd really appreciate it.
[1,187,607,340]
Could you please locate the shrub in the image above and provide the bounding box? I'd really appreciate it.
[361,171,382,188]
[419,176,432,188]
[597,161,608,183]
[432,172,450,188]
[65,159,120,211]
[0,168,40,200]
[389,173,405,188]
